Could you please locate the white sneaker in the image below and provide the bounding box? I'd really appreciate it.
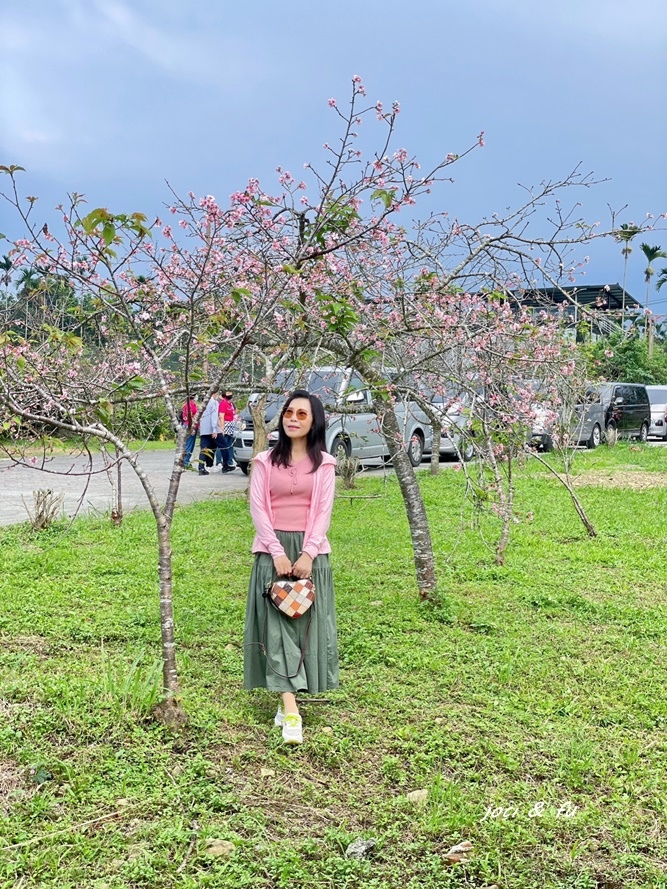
[282,713,303,745]
[274,704,285,727]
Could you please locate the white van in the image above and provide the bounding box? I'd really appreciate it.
[645,385,667,439]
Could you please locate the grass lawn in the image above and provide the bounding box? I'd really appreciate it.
[1,442,667,887]
[0,438,176,458]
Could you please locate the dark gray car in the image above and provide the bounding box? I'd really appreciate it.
[595,382,651,441]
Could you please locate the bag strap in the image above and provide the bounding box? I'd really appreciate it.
[260,582,313,681]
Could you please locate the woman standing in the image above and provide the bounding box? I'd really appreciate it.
[244,389,338,744]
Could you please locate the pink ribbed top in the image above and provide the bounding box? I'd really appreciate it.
[269,456,314,531]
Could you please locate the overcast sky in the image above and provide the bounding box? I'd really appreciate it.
[1,0,666,310]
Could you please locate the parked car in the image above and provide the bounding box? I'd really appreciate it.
[233,367,433,473]
[425,389,476,461]
[529,382,604,450]
[594,382,651,441]
[645,385,667,439]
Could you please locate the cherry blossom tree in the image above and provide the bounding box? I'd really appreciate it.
[0,77,467,704]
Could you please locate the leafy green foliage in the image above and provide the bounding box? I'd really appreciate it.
[77,208,152,257]
[582,331,667,384]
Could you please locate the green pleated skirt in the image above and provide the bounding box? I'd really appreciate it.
[243,531,340,693]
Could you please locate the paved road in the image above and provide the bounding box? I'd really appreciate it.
[2,441,664,528]
[0,449,393,527]
[0,450,250,527]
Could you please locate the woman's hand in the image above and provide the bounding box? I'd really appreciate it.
[291,553,313,579]
[273,555,292,577]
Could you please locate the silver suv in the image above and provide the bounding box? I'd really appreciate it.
[645,385,667,439]
[233,367,432,473]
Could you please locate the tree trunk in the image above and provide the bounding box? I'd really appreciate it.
[251,396,268,457]
[430,419,441,475]
[156,516,179,694]
[372,393,438,601]
[525,446,597,538]
[152,430,188,727]
[114,446,123,526]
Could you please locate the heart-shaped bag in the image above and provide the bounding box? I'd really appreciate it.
[264,577,315,619]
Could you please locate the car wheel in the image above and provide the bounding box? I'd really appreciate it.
[407,432,424,467]
[461,441,475,462]
[605,420,617,438]
[586,424,601,450]
[638,422,649,443]
[331,435,351,461]
[238,461,249,475]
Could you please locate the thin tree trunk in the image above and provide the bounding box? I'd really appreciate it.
[430,419,441,475]
[479,426,514,567]
[649,316,655,358]
[156,518,178,690]
[526,447,597,537]
[494,454,514,567]
[372,393,438,601]
[114,446,123,526]
[622,253,629,328]
[152,427,188,727]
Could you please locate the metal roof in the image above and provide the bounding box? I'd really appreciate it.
[516,284,641,312]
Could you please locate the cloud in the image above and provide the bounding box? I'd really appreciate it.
[91,0,265,91]
[0,0,266,181]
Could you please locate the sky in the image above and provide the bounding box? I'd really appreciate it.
[1,0,666,310]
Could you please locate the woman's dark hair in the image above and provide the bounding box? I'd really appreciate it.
[270,389,327,472]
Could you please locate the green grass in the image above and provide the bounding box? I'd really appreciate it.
[0,437,176,457]
[1,442,667,887]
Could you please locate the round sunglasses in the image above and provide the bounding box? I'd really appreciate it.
[283,408,311,420]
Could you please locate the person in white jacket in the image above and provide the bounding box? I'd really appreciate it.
[196,391,220,475]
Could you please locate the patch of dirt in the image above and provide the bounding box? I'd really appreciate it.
[0,635,51,657]
[573,470,667,490]
[0,758,26,813]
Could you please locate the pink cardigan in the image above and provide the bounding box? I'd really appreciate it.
[249,450,337,560]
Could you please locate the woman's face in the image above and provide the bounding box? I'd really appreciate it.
[282,397,313,442]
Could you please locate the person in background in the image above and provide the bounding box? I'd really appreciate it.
[197,390,220,476]
[216,390,237,473]
[181,396,199,470]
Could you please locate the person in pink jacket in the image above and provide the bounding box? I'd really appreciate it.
[243,389,339,745]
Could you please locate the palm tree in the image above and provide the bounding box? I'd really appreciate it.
[640,244,667,320]
[657,268,667,293]
[0,255,12,317]
[614,223,641,325]
[0,255,11,288]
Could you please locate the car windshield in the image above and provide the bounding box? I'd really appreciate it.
[424,387,467,405]
[245,369,346,416]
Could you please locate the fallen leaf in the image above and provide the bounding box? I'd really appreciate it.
[406,789,428,805]
[321,727,333,734]
[447,841,473,854]
[443,853,466,864]
[443,839,473,864]
[224,643,235,651]
[369,600,383,607]
[205,839,235,858]
[434,717,444,724]
[260,768,275,778]
[115,798,131,808]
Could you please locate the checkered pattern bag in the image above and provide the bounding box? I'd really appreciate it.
[265,577,315,619]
